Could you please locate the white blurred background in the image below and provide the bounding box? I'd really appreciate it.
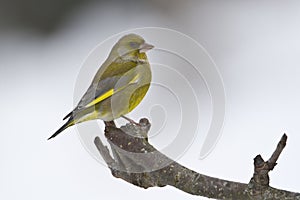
[1,0,300,199]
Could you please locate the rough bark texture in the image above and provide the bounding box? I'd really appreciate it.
[94,118,300,199]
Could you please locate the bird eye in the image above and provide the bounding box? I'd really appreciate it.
[129,42,139,48]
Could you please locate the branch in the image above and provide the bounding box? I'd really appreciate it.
[94,119,299,199]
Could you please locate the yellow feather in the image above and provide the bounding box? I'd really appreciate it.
[85,74,139,108]
[85,89,114,108]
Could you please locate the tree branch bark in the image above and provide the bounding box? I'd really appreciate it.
[94,118,299,199]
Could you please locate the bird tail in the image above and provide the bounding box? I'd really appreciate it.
[48,117,75,140]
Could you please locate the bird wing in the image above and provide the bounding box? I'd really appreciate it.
[63,66,141,120]
[84,73,140,108]
[77,76,121,109]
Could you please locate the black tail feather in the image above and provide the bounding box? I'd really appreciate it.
[48,118,73,140]
[63,111,73,120]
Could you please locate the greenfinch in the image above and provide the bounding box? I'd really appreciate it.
[48,34,154,140]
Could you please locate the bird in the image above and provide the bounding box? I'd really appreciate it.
[48,34,154,140]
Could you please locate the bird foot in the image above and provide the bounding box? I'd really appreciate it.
[121,116,140,126]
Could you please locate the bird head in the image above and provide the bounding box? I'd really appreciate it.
[112,34,154,58]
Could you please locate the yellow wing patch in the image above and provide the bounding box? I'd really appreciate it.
[85,89,114,108]
[85,74,139,108]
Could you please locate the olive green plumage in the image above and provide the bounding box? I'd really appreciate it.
[48,34,154,140]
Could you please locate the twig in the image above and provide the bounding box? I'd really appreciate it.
[94,119,299,199]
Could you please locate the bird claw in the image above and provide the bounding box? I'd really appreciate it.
[121,115,140,126]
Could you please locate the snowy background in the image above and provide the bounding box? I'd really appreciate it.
[1,1,300,199]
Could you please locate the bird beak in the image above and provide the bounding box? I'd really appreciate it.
[139,43,154,53]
